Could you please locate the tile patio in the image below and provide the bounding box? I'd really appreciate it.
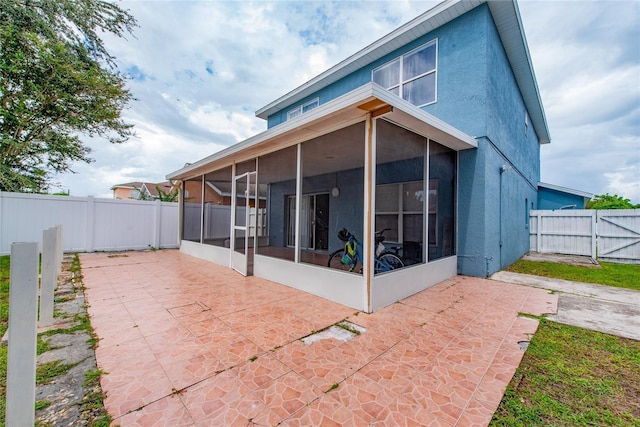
[80,250,557,426]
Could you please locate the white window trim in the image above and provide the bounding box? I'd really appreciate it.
[372,39,438,108]
[375,180,425,244]
[287,98,319,121]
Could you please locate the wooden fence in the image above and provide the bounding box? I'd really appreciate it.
[529,209,640,264]
[0,192,179,255]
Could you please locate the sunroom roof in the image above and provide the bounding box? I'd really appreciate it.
[167,83,476,181]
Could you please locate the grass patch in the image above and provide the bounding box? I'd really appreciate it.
[491,319,640,426]
[0,255,9,423]
[326,383,339,392]
[36,360,79,385]
[35,400,51,411]
[496,259,640,425]
[506,260,640,291]
[82,369,112,427]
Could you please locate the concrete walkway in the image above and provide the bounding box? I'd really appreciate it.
[491,271,640,341]
[80,251,557,426]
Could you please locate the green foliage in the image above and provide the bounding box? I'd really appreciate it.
[586,193,640,210]
[0,0,137,192]
[155,184,179,202]
[35,400,51,411]
[36,360,79,384]
[491,320,640,426]
[135,184,178,202]
[507,260,640,291]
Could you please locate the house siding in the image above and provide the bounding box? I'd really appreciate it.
[538,188,588,210]
[266,3,541,276]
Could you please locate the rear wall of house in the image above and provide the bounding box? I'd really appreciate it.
[266,4,541,276]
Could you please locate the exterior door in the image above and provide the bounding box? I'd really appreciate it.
[232,172,256,275]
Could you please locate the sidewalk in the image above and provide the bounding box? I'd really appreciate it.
[491,271,640,341]
[81,250,557,426]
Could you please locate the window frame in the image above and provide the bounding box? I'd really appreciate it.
[287,98,319,121]
[372,39,438,108]
[375,180,425,244]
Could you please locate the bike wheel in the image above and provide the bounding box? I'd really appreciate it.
[328,249,358,272]
[379,252,404,271]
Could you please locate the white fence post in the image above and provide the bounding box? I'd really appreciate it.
[85,196,95,252]
[55,224,63,276]
[6,242,39,427]
[153,200,161,249]
[591,210,597,260]
[39,228,57,328]
[536,211,542,253]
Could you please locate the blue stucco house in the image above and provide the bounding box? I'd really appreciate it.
[167,0,551,312]
[538,182,592,210]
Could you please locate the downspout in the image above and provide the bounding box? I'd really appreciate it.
[499,164,511,269]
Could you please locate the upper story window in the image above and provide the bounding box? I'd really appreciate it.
[287,98,319,121]
[373,40,437,107]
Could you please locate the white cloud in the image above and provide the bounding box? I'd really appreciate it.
[54,0,640,205]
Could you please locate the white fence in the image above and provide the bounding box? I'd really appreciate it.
[184,203,267,243]
[529,209,640,264]
[0,192,179,255]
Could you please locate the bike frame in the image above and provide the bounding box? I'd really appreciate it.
[345,236,395,273]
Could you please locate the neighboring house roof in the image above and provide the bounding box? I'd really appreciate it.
[143,181,175,197]
[111,181,176,199]
[110,181,144,191]
[538,182,593,199]
[255,0,550,145]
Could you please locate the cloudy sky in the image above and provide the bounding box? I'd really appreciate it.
[53,0,640,203]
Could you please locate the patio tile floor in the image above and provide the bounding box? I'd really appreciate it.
[80,250,557,426]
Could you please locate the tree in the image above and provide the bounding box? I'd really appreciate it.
[586,193,640,210]
[155,185,179,202]
[0,0,137,192]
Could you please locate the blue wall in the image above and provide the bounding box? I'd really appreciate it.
[267,168,364,252]
[538,188,588,210]
[266,4,542,276]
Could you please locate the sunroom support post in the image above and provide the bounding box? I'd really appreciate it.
[178,180,185,242]
[363,113,375,313]
[200,175,205,244]
[294,144,302,264]
[230,163,237,266]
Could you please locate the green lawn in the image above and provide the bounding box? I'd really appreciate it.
[492,260,640,426]
[0,256,9,423]
[506,260,640,291]
[491,320,640,426]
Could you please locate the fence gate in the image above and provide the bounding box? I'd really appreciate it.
[529,210,596,258]
[596,209,640,263]
[529,209,640,264]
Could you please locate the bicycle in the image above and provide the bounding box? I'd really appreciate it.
[327,228,404,273]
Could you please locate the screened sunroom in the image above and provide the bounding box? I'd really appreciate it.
[167,83,476,312]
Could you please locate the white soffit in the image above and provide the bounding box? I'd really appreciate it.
[538,182,593,198]
[167,83,476,181]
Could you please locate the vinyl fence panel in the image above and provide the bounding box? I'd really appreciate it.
[529,210,596,258]
[0,192,179,255]
[529,209,640,264]
[597,209,640,264]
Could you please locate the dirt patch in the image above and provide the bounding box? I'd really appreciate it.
[523,252,600,267]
